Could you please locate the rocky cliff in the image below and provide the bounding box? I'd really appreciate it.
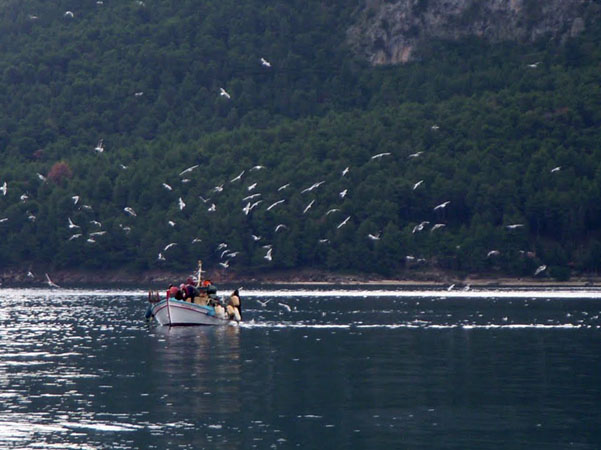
[348,0,598,65]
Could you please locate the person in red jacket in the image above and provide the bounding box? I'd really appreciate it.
[166,284,180,299]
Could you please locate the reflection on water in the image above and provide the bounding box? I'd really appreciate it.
[0,287,600,449]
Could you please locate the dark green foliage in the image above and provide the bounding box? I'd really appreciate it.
[0,1,600,278]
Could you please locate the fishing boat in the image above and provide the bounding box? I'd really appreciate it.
[146,261,241,326]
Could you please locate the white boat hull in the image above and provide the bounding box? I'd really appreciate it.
[150,298,234,326]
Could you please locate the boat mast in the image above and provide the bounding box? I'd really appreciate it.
[196,260,203,287]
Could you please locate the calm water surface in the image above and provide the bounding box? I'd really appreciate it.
[0,286,600,449]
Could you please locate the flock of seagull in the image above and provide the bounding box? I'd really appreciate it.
[7,10,557,283]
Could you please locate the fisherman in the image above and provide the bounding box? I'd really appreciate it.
[226,289,242,321]
[166,284,179,300]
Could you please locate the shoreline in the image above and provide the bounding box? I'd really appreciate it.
[1,267,600,288]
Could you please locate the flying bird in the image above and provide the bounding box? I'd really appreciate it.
[90,220,102,227]
[487,250,500,257]
[45,273,60,288]
[250,165,265,171]
[89,231,106,237]
[64,11,74,18]
[251,234,262,241]
[256,299,271,307]
[207,203,216,212]
[433,201,450,211]
[94,139,104,153]
[37,173,46,182]
[278,302,291,312]
[431,223,446,232]
[408,152,423,158]
[68,217,80,229]
[527,62,541,68]
[264,248,273,261]
[506,224,524,229]
[230,170,245,182]
[341,167,349,177]
[412,221,430,233]
[192,237,202,243]
[157,253,166,261]
[72,195,80,205]
[266,199,285,211]
[326,208,340,216]
[20,193,29,202]
[339,189,348,199]
[534,264,547,276]
[260,57,271,67]
[301,181,325,194]
[247,182,258,191]
[413,180,424,190]
[370,152,391,160]
[277,183,290,191]
[162,183,173,191]
[0,181,6,196]
[213,184,224,193]
[219,88,231,99]
[168,220,176,227]
[275,224,287,232]
[68,233,82,241]
[550,166,561,173]
[124,207,137,217]
[219,260,230,269]
[242,193,261,202]
[337,216,351,229]
[178,197,186,210]
[164,243,177,251]
[179,165,199,176]
[367,233,381,240]
[303,200,315,214]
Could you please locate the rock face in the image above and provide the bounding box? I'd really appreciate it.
[347,0,597,65]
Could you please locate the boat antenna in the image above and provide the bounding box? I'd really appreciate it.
[196,260,203,287]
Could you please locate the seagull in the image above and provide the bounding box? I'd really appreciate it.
[239,201,251,215]
[413,180,424,190]
[278,302,291,312]
[119,224,132,233]
[242,193,261,202]
[277,183,290,191]
[27,212,36,222]
[318,238,330,244]
[247,182,258,191]
[326,208,340,216]
[178,197,186,210]
[162,183,173,191]
[250,165,265,171]
[367,233,381,240]
[164,243,177,251]
[527,62,541,68]
[94,139,104,153]
[213,184,224,193]
[45,273,60,288]
[219,260,230,269]
[72,195,80,205]
[339,189,348,199]
[179,165,199,176]
[68,217,80,229]
[0,217,7,223]
[266,199,285,211]
[251,234,262,241]
[342,167,349,177]
[168,220,176,227]
[412,221,430,233]
[275,224,287,232]
[408,152,423,158]
[534,264,547,276]
[37,173,46,182]
[68,233,82,241]
[487,250,500,257]
[157,253,166,261]
[250,200,263,211]
[119,164,128,170]
[219,88,231,99]
[0,181,6,196]
[199,195,211,203]
[431,124,440,131]
[447,284,455,291]
[81,204,92,211]
[20,193,29,202]
[550,166,561,173]
[89,231,106,237]
[433,201,451,211]
[301,181,325,194]
[264,248,273,261]
[431,223,446,232]
[64,11,74,18]
[256,299,271,307]
[192,237,202,243]
[87,238,96,244]
[303,200,315,214]
[134,91,144,97]
[217,243,228,250]
[337,216,351,229]
[506,224,524,229]
[27,271,35,278]
[207,203,216,212]
[370,152,391,160]
[230,170,245,182]
[124,207,137,217]
[260,57,271,67]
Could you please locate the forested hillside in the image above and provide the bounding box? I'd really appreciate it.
[0,0,600,280]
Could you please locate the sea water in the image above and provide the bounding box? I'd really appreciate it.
[0,286,600,449]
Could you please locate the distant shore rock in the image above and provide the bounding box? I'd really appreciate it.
[347,0,598,65]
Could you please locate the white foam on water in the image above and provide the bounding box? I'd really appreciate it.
[240,322,588,330]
